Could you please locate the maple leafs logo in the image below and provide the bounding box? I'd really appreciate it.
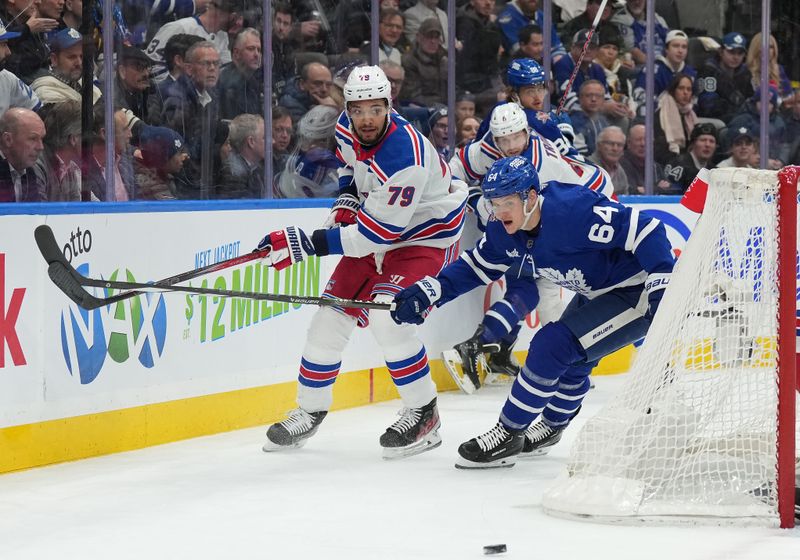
[537,267,592,294]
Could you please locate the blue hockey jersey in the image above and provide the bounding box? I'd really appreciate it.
[434,183,674,305]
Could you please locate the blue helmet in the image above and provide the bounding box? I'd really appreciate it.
[481,156,541,200]
[507,58,546,88]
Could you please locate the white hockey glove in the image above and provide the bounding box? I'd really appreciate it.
[645,272,671,319]
[322,193,360,228]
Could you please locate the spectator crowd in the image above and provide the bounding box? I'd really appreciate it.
[0,0,798,202]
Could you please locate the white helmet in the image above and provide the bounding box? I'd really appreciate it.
[343,65,392,107]
[490,103,528,138]
[297,105,339,143]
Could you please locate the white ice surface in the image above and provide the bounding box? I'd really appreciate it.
[0,375,797,560]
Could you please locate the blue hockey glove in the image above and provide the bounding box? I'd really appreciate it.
[256,226,315,271]
[644,272,671,319]
[391,276,442,325]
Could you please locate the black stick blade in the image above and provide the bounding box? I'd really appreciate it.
[34,225,68,266]
[47,262,105,310]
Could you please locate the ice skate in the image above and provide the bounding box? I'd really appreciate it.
[262,408,327,452]
[442,329,486,394]
[380,398,442,459]
[483,341,520,385]
[455,422,524,469]
[518,421,564,458]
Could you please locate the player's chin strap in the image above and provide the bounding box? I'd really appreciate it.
[520,190,541,230]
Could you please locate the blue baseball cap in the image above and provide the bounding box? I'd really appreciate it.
[0,18,21,42]
[722,32,747,51]
[49,28,82,52]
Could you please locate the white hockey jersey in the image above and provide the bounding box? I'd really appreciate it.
[328,111,467,258]
[0,70,40,116]
[145,16,231,82]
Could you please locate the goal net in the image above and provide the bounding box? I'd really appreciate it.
[542,167,798,528]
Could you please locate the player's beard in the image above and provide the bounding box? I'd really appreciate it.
[353,115,390,147]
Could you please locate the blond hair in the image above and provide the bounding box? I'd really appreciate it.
[746,33,781,87]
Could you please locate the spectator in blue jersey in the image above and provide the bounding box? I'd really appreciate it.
[455,0,503,105]
[726,86,788,171]
[663,122,717,195]
[695,32,753,123]
[568,79,610,156]
[553,29,608,113]
[653,73,697,165]
[610,0,668,66]
[497,0,565,63]
[633,29,695,109]
[218,28,264,119]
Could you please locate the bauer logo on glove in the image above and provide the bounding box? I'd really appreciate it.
[256,226,315,270]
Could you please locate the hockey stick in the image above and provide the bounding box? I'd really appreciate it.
[34,225,392,312]
[554,0,609,115]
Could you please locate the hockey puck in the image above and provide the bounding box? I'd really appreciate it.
[483,544,507,555]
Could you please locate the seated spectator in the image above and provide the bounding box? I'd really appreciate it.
[272,3,296,100]
[31,28,101,105]
[653,72,697,165]
[498,0,565,62]
[427,105,450,159]
[400,18,447,107]
[594,25,636,128]
[456,0,503,104]
[588,126,629,195]
[619,122,670,194]
[0,20,42,118]
[568,79,610,156]
[279,62,339,123]
[512,24,543,64]
[746,32,793,108]
[134,126,189,200]
[634,29,696,107]
[404,0,448,47]
[162,41,222,195]
[34,100,82,201]
[85,106,136,201]
[560,0,615,49]
[726,86,788,170]
[0,107,46,202]
[455,92,476,120]
[716,126,756,169]
[610,0,668,66]
[114,46,159,125]
[553,29,607,113]
[695,32,753,123]
[150,34,204,126]
[664,122,718,195]
[5,0,64,84]
[271,105,293,173]
[361,9,405,65]
[457,115,481,146]
[274,106,339,199]
[146,0,236,82]
[217,114,265,199]
[218,28,263,119]
[380,60,405,104]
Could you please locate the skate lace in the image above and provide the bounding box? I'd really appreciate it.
[388,407,422,434]
[525,421,554,443]
[281,409,315,436]
[475,423,510,452]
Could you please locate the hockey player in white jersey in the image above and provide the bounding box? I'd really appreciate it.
[392,156,674,468]
[257,66,468,459]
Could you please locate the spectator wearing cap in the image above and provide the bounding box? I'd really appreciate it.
[34,100,82,201]
[695,32,753,123]
[427,106,450,159]
[553,29,608,113]
[134,126,188,200]
[0,107,46,202]
[455,0,503,101]
[30,28,101,105]
[633,29,696,107]
[0,18,41,119]
[512,24,543,64]
[162,41,222,195]
[568,79,610,156]
[726,86,788,170]
[401,18,447,108]
[716,126,756,169]
[610,0,669,66]
[217,113,265,199]
[560,0,616,49]
[652,72,697,165]
[663,122,718,195]
[85,106,136,201]
[593,24,636,129]
[218,28,263,120]
[4,0,64,84]
[497,0,566,63]
[146,0,236,83]
[404,0,448,47]
[361,9,405,66]
[278,62,338,123]
[620,122,670,194]
[114,46,160,125]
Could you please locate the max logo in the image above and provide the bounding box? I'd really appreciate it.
[0,253,26,367]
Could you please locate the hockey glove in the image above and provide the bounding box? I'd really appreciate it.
[322,193,360,228]
[256,226,315,271]
[391,276,442,325]
[644,272,671,320]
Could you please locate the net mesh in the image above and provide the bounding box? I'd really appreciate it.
[542,168,787,524]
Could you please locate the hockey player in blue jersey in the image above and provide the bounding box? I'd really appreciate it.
[391,156,675,468]
[257,66,467,459]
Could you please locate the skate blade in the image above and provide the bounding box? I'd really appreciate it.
[517,447,553,460]
[262,438,308,452]
[484,372,515,386]
[442,349,477,394]
[382,430,442,460]
[454,455,517,469]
